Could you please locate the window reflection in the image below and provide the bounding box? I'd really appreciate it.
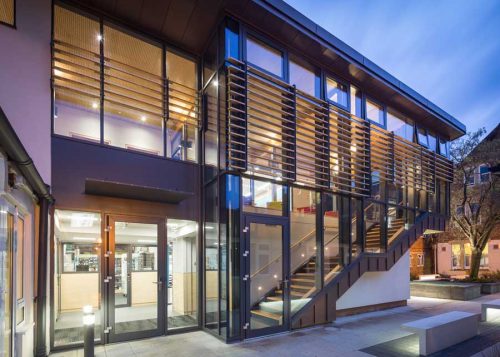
[242,178,284,216]
[326,77,348,107]
[366,99,384,126]
[289,60,318,97]
[350,86,363,117]
[167,219,198,330]
[417,127,428,147]
[387,111,414,142]
[246,36,283,77]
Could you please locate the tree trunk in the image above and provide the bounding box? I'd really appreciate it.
[469,248,483,280]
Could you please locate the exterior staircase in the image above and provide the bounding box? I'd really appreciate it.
[291,212,446,329]
[365,218,405,251]
[250,256,341,325]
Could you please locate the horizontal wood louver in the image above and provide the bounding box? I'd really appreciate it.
[103,25,164,141]
[226,64,247,171]
[329,106,370,195]
[370,126,394,183]
[394,137,421,190]
[53,6,101,116]
[245,66,296,181]
[435,153,454,183]
[295,92,329,188]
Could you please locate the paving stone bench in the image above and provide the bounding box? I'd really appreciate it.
[401,311,480,356]
[481,299,500,321]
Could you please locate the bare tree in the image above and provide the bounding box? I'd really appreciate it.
[448,127,500,279]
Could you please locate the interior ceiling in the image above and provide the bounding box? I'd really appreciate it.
[67,0,463,139]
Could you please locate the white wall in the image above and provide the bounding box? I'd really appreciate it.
[0,0,52,184]
[336,251,410,310]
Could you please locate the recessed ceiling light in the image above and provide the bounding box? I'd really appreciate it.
[141,115,147,122]
[92,102,98,109]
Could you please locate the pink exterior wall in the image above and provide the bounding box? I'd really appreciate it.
[0,0,52,184]
[438,240,500,277]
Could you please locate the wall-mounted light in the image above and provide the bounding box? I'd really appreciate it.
[97,34,103,42]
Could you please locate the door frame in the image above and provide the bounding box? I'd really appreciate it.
[242,213,290,339]
[105,214,166,343]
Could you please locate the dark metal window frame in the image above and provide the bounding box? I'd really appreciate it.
[324,73,351,112]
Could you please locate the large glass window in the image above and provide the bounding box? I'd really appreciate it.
[103,25,164,156]
[417,127,428,147]
[52,6,199,162]
[167,51,199,162]
[0,0,14,26]
[290,188,319,313]
[167,219,198,330]
[54,210,101,347]
[246,36,283,77]
[428,132,437,152]
[326,77,348,108]
[364,202,385,253]
[289,59,318,97]
[387,111,414,142]
[242,178,284,216]
[324,193,342,281]
[366,99,384,126]
[16,217,24,325]
[53,6,101,142]
[204,182,219,331]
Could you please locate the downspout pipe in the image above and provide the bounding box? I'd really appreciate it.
[0,106,53,203]
[0,106,54,356]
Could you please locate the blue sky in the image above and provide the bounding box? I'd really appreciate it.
[285,0,500,137]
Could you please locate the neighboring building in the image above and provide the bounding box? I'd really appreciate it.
[0,0,466,355]
[435,124,500,278]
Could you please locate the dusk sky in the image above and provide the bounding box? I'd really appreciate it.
[286,0,500,138]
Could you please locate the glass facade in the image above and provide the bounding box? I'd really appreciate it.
[52,5,199,162]
[246,36,283,77]
[366,99,384,126]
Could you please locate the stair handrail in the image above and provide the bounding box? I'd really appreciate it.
[291,212,441,326]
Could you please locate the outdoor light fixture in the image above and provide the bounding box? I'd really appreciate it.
[92,102,98,109]
[212,80,218,87]
[97,34,102,41]
[141,115,147,122]
[82,305,95,357]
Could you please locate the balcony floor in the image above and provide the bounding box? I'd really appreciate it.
[50,293,500,357]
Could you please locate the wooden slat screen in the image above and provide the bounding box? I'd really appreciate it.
[329,106,370,195]
[225,61,453,197]
[295,92,329,188]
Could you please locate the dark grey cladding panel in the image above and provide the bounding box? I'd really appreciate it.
[85,179,193,204]
[52,137,199,199]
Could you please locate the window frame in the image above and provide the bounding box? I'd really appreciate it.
[324,73,350,111]
[364,96,386,128]
[479,164,491,183]
[416,126,429,148]
[243,31,287,81]
[15,215,25,326]
[0,0,16,28]
[438,137,449,158]
[288,55,321,98]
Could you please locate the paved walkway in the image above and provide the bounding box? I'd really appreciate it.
[50,293,500,357]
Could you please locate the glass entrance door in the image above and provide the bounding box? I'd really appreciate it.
[106,215,165,342]
[243,214,289,338]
